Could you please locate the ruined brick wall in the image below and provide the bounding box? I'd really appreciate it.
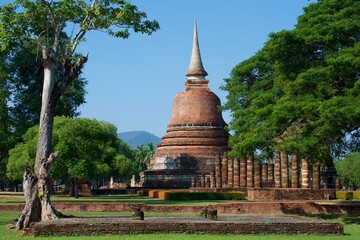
[247,188,336,201]
[29,219,343,236]
[2,201,359,215]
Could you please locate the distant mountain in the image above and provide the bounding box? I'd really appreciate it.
[118,131,161,149]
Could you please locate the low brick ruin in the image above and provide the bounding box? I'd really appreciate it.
[3,201,359,215]
[26,216,343,236]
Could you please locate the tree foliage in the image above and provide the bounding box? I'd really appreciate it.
[6,126,38,183]
[7,40,87,135]
[335,152,360,189]
[0,50,14,163]
[7,116,136,187]
[0,37,87,167]
[222,0,360,163]
[134,142,155,171]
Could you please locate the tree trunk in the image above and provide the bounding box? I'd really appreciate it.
[16,59,59,230]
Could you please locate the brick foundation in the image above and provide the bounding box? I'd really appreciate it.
[247,188,336,201]
[27,216,343,236]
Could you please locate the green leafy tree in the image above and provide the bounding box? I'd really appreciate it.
[0,38,87,189]
[6,126,38,187]
[0,0,159,229]
[8,40,87,137]
[7,117,136,197]
[53,117,134,198]
[134,143,156,171]
[112,154,136,182]
[0,49,17,162]
[335,152,360,190]
[222,0,360,170]
[0,51,13,188]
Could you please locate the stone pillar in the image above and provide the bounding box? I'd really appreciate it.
[206,176,211,188]
[201,174,206,188]
[281,151,289,188]
[207,210,218,221]
[131,175,137,187]
[240,158,247,188]
[301,159,309,188]
[268,163,274,182]
[254,163,262,188]
[191,177,195,188]
[291,154,299,188]
[110,176,114,189]
[274,151,281,188]
[246,153,254,188]
[262,163,268,182]
[313,163,320,190]
[222,156,228,187]
[228,159,234,188]
[233,158,240,188]
[195,178,201,188]
[215,154,222,188]
[210,170,215,189]
[132,208,144,220]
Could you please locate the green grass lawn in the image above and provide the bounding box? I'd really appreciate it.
[0,192,234,205]
[1,211,359,240]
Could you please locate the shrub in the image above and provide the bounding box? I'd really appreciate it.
[346,192,354,200]
[148,190,160,198]
[336,191,346,199]
[336,191,355,200]
[158,190,169,200]
[352,191,360,200]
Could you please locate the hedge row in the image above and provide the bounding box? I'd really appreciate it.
[137,189,245,201]
[336,191,360,200]
[159,191,245,201]
[355,191,360,199]
[137,190,149,196]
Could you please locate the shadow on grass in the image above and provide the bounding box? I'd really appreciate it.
[299,214,360,225]
[343,216,360,224]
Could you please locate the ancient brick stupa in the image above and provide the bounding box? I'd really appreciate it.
[140,22,229,188]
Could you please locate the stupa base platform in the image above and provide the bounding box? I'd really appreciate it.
[26,216,343,236]
[247,188,337,201]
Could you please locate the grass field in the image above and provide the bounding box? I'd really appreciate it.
[0,192,234,205]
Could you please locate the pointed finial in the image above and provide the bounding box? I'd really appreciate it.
[185,20,208,78]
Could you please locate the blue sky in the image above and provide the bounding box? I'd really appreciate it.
[3,0,315,137]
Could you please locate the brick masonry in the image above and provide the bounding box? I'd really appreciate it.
[26,216,343,236]
[247,188,336,201]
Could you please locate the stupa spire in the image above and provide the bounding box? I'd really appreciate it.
[186,20,208,78]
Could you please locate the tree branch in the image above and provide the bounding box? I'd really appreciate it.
[70,0,98,55]
[46,151,59,168]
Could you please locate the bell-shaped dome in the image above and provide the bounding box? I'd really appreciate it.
[168,88,226,129]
